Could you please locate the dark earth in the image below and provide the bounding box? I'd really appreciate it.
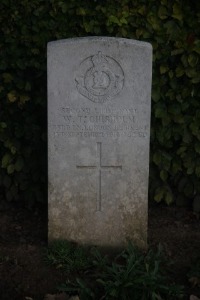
[0,200,199,300]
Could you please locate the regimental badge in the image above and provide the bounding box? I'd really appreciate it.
[75,52,124,103]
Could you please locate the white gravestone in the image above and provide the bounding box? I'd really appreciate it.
[48,37,152,249]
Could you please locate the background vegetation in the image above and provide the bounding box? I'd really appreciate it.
[0,0,200,208]
[47,241,183,299]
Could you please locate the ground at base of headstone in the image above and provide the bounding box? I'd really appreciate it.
[0,200,199,300]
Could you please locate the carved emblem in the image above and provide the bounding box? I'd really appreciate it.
[75,52,124,103]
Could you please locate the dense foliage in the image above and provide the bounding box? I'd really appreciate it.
[0,0,200,206]
[47,241,183,299]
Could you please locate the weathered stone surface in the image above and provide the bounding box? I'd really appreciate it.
[48,37,152,249]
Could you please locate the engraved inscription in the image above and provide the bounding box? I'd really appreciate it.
[51,105,148,139]
[76,142,122,211]
[75,52,124,103]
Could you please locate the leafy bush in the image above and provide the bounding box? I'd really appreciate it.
[58,243,183,299]
[0,0,200,206]
[46,240,91,273]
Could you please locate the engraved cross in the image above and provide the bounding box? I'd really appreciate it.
[76,142,122,211]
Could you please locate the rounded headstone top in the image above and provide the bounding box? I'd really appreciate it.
[47,36,152,50]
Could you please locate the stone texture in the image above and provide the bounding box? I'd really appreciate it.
[48,37,152,249]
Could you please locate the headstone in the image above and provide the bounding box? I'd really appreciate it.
[48,37,152,249]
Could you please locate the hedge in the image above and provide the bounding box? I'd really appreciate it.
[0,0,200,208]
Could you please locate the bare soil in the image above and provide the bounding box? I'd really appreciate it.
[0,200,199,300]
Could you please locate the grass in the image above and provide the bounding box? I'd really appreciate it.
[46,241,184,300]
[45,240,91,273]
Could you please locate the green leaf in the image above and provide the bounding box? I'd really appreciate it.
[181,54,188,67]
[147,14,160,30]
[172,3,183,21]
[185,68,198,78]
[154,187,165,202]
[119,17,128,25]
[168,70,174,79]
[11,146,17,154]
[161,152,172,171]
[153,152,161,166]
[155,104,166,119]
[136,29,144,39]
[169,78,178,89]
[160,170,168,181]
[177,146,187,155]
[188,53,199,67]
[175,66,184,77]
[160,65,169,74]
[108,15,120,25]
[158,6,168,20]
[187,166,194,175]
[173,114,184,124]
[76,7,86,16]
[171,159,182,174]
[162,115,171,126]
[152,87,160,102]
[20,94,30,104]
[7,90,17,103]
[0,122,7,129]
[190,122,199,136]
[15,157,24,172]
[83,22,92,33]
[191,77,200,84]
[166,89,175,100]
[7,164,15,174]
[171,48,184,56]
[25,82,31,91]
[2,153,12,168]
[183,129,192,143]
[138,5,146,16]
[3,73,13,83]
[61,3,68,13]
[165,191,173,205]
[168,104,181,115]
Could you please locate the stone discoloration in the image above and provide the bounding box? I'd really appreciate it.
[48,37,152,249]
